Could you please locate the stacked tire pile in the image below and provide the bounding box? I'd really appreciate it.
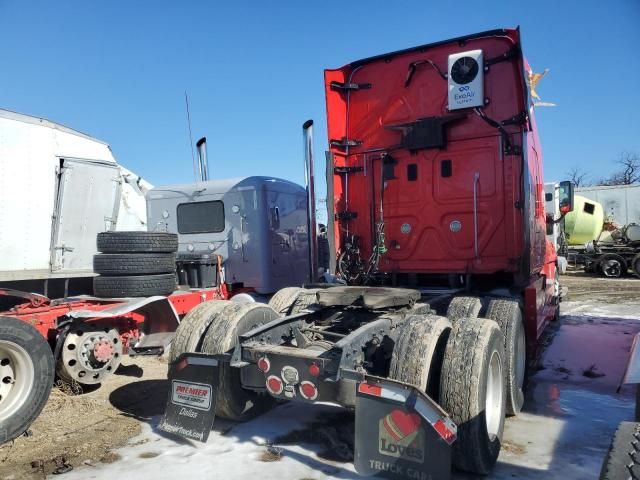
[93,232,178,297]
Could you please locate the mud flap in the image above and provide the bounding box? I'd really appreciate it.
[158,353,219,442]
[354,376,456,479]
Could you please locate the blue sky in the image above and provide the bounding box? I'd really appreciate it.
[1,0,639,195]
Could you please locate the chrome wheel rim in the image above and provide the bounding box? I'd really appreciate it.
[485,350,503,439]
[0,341,35,422]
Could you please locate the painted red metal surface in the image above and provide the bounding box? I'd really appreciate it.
[1,287,228,347]
[324,28,549,278]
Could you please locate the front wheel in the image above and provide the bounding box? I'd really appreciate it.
[0,317,54,444]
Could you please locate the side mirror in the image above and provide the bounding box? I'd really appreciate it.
[558,180,574,214]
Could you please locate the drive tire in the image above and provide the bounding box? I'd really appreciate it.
[268,287,318,316]
[93,253,176,276]
[447,296,482,322]
[200,303,279,421]
[93,274,176,297]
[440,317,506,475]
[169,300,231,363]
[632,254,640,279]
[97,232,178,254]
[486,298,526,416]
[599,421,640,479]
[0,317,54,444]
[389,314,451,396]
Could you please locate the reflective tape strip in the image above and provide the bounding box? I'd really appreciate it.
[358,382,408,403]
[415,397,457,445]
[359,381,457,445]
[187,356,219,367]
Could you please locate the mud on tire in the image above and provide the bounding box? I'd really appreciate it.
[169,300,232,363]
[440,317,506,475]
[447,296,482,322]
[389,314,451,395]
[486,298,526,416]
[200,303,280,421]
[0,317,54,444]
[268,287,318,316]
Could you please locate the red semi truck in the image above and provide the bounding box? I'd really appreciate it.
[161,28,575,478]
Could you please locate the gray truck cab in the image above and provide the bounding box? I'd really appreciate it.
[146,176,309,294]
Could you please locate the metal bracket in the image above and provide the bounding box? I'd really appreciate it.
[334,166,364,175]
[335,211,358,221]
[484,46,519,69]
[329,81,371,92]
[330,138,363,150]
[501,111,527,126]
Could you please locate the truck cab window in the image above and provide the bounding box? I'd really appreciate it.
[177,200,225,234]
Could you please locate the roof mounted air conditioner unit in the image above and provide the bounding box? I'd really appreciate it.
[448,50,484,110]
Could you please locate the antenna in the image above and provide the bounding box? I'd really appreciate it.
[184,91,198,181]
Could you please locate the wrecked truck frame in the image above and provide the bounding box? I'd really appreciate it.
[160,287,459,480]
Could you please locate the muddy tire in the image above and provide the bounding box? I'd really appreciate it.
[0,317,54,444]
[268,287,318,316]
[447,296,482,322]
[201,303,279,421]
[440,317,506,475]
[268,287,305,315]
[93,274,176,297]
[486,298,526,416]
[97,232,178,254]
[389,315,451,395]
[169,300,232,363]
[93,253,176,276]
[599,421,640,479]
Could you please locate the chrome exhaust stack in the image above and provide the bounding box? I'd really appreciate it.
[303,120,318,282]
[196,137,209,181]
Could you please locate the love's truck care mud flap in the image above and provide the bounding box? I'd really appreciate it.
[158,353,219,442]
[354,376,456,480]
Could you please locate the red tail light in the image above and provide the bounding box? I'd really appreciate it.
[308,363,320,377]
[257,357,270,372]
[299,381,318,400]
[266,375,284,395]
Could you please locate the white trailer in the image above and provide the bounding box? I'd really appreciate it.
[577,183,640,226]
[0,108,151,290]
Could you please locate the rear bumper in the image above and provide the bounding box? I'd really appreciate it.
[159,353,457,479]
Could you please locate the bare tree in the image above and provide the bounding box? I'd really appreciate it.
[565,166,590,187]
[598,151,640,186]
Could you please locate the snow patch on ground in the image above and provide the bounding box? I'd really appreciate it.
[57,298,640,480]
[61,403,357,480]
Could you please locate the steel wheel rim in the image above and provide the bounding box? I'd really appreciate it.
[602,260,621,277]
[0,340,35,422]
[485,350,503,439]
[515,321,526,390]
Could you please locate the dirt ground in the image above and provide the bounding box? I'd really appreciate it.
[0,272,637,480]
[0,357,168,479]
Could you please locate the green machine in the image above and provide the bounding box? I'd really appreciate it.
[564,195,605,246]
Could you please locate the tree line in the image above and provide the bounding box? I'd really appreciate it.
[566,151,640,187]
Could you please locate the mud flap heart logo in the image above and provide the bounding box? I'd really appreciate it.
[378,409,425,463]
